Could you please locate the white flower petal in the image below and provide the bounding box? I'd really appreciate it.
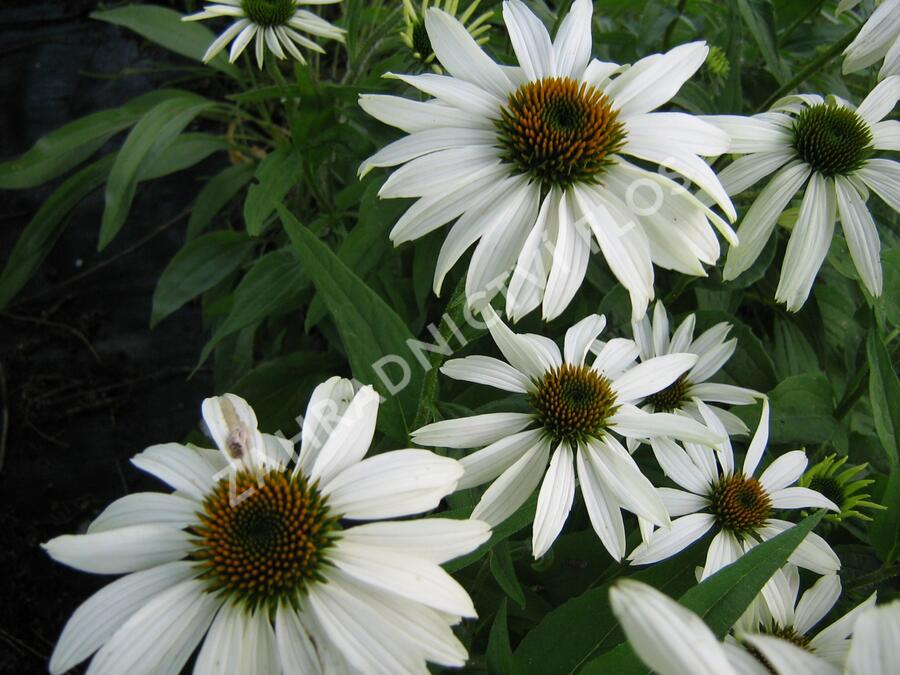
[658,486,709,517]
[131,443,218,501]
[611,406,722,446]
[687,383,759,405]
[472,440,551,526]
[458,428,545,490]
[612,353,698,403]
[502,0,555,80]
[590,337,640,379]
[794,574,841,636]
[412,412,534,449]
[564,314,607,366]
[440,355,530,393]
[87,492,199,533]
[650,438,709,494]
[339,518,491,564]
[703,115,793,153]
[628,513,716,565]
[576,447,627,560]
[758,519,841,574]
[739,634,840,675]
[770,487,839,511]
[588,437,670,526]
[835,175,883,296]
[532,443,576,558]
[360,127,497,176]
[386,72,502,117]
[543,192,592,320]
[323,449,462,520]
[275,606,323,675]
[358,95,490,134]
[701,530,743,579]
[758,449,807,493]
[846,600,900,675]
[857,158,900,212]
[310,385,379,485]
[482,305,555,379]
[856,75,900,125]
[742,397,770,477]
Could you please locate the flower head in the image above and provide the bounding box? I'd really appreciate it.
[799,453,886,522]
[629,398,841,578]
[708,77,900,309]
[413,308,722,560]
[733,567,876,672]
[360,0,736,322]
[183,0,346,69]
[401,0,493,72]
[631,301,761,443]
[43,381,488,674]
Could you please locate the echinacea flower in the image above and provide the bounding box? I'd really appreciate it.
[629,399,841,578]
[44,381,488,675]
[359,0,736,322]
[708,77,900,310]
[799,453,886,522]
[413,309,722,560]
[732,566,876,672]
[183,0,346,69]
[401,0,492,72]
[630,300,761,443]
[841,0,900,80]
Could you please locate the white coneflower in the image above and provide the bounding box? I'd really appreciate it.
[44,381,488,675]
[413,308,722,560]
[359,0,736,322]
[183,0,346,69]
[732,567,876,673]
[401,0,493,72]
[707,77,899,310]
[630,300,761,443]
[840,0,900,80]
[629,399,841,578]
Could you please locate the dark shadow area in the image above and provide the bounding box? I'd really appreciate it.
[0,2,217,671]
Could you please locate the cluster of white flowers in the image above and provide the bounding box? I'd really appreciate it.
[41,0,897,673]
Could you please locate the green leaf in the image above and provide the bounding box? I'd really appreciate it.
[513,545,705,675]
[278,205,423,442]
[0,89,190,190]
[197,249,309,367]
[186,162,256,240]
[490,541,526,608]
[487,599,514,675]
[0,155,113,309]
[140,133,227,181]
[151,231,255,327]
[99,93,213,250]
[766,372,836,444]
[736,0,788,82]
[695,311,777,392]
[243,148,303,237]
[90,5,240,77]
[772,317,820,377]
[582,512,826,674]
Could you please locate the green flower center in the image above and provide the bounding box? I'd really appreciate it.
[792,104,873,177]
[808,475,843,509]
[529,363,619,445]
[496,77,626,188]
[411,19,432,60]
[241,0,296,27]
[708,474,772,534]
[192,469,336,610]
[644,374,690,413]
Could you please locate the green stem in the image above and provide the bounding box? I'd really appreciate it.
[758,24,862,112]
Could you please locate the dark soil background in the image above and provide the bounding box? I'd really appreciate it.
[0,2,220,672]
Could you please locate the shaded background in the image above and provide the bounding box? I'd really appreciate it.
[0,2,218,671]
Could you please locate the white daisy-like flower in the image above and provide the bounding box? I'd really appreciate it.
[43,381,488,675]
[610,579,843,675]
[707,76,900,310]
[412,308,723,560]
[846,599,900,675]
[630,300,762,443]
[731,567,876,673]
[359,0,737,322]
[629,398,841,578]
[841,0,900,80]
[183,0,346,69]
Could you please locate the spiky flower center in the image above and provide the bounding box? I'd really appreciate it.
[529,363,619,445]
[792,104,873,177]
[708,474,772,534]
[192,469,336,610]
[496,77,626,188]
[241,0,296,27]
[808,476,843,509]
[644,374,690,413]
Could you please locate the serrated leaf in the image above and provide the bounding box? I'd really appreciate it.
[185,162,255,240]
[151,231,255,327]
[278,205,423,442]
[0,155,113,309]
[100,93,213,250]
[0,89,188,190]
[243,148,303,236]
[90,5,239,77]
